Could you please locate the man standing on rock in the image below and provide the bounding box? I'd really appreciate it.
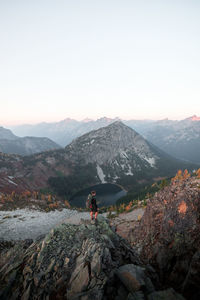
[87,190,98,222]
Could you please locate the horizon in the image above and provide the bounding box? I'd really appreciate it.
[1,114,200,128]
[1,1,200,125]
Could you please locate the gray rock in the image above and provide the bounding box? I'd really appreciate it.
[127,291,145,300]
[67,264,90,298]
[147,288,186,300]
[116,264,154,294]
[0,216,184,300]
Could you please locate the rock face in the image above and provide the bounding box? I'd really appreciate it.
[0,217,185,300]
[132,177,200,300]
[66,121,158,166]
[65,121,196,186]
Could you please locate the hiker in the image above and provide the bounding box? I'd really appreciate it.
[87,190,98,221]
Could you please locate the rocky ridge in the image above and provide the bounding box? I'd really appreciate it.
[0,217,185,300]
[131,176,200,300]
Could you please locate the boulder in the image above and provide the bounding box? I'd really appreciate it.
[116,264,154,294]
[147,288,185,300]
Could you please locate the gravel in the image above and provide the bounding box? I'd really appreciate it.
[0,208,94,241]
[0,208,143,241]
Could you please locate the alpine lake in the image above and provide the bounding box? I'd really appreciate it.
[70,183,127,208]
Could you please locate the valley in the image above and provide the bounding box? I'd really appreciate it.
[0,121,198,208]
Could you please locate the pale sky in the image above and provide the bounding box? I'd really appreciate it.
[0,0,200,125]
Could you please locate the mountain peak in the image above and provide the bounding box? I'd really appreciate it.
[82,118,93,123]
[108,120,124,126]
[96,117,120,123]
[65,121,158,171]
[185,115,200,122]
[105,120,139,133]
[61,118,76,123]
[0,126,17,140]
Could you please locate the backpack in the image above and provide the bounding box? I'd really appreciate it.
[86,193,92,208]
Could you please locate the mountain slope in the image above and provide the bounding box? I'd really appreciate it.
[0,126,61,156]
[0,122,197,200]
[64,121,195,184]
[65,121,159,178]
[0,126,18,140]
[10,115,200,164]
[142,116,200,163]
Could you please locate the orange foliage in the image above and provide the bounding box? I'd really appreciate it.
[65,200,71,208]
[178,201,187,214]
[183,169,190,179]
[49,202,59,209]
[47,195,52,202]
[196,168,200,178]
[11,191,16,198]
[171,169,191,183]
[125,202,132,211]
[23,190,32,198]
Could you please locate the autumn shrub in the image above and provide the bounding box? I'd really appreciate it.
[171,169,191,183]
[196,168,200,178]
[65,200,71,208]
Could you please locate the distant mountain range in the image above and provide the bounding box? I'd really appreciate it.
[139,116,200,164]
[9,117,119,147]
[0,126,61,156]
[8,115,200,163]
[0,122,197,203]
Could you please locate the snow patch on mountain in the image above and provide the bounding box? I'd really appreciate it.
[7,178,18,186]
[125,165,133,176]
[145,157,156,167]
[97,164,106,183]
[120,150,128,159]
[138,154,156,167]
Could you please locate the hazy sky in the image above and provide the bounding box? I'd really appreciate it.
[0,0,200,125]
